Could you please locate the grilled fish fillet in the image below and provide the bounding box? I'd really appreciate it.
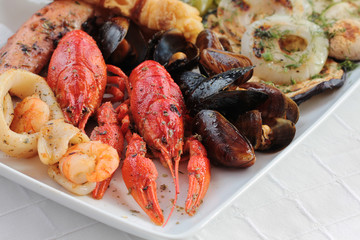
[0,0,94,74]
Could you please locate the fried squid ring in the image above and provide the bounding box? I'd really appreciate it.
[3,93,13,126]
[241,15,329,85]
[0,69,63,158]
[38,119,90,165]
[48,164,96,196]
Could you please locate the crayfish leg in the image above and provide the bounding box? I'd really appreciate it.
[184,137,211,216]
[92,173,113,200]
[122,133,164,225]
[90,102,124,199]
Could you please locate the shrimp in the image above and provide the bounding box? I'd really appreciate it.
[217,0,311,43]
[10,95,50,134]
[241,15,329,85]
[58,141,120,185]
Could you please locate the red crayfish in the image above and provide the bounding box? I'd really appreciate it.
[47,29,127,198]
[121,60,211,225]
[46,28,210,226]
[47,29,127,131]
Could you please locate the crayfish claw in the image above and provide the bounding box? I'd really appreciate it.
[122,133,164,225]
[184,137,211,216]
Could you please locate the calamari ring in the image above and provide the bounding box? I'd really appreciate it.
[3,93,13,126]
[48,164,96,196]
[0,69,63,158]
[38,119,90,165]
[241,15,329,85]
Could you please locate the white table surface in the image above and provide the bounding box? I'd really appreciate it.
[1,1,360,239]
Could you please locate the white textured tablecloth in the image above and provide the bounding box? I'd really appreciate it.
[1,1,360,239]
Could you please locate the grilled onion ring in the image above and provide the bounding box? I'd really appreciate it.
[241,15,329,85]
[0,69,63,158]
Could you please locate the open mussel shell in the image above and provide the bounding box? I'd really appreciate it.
[200,48,254,84]
[240,82,300,123]
[95,16,130,60]
[233,110,263,150]
[194,110,256,168]
[193,89,268,118]
[173,71,207,99]
[258,118,296,152]
[114,21,148,72]
[150,29,199,74]
[187,66,255,109]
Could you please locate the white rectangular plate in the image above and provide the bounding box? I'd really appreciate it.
[1,1,360,239]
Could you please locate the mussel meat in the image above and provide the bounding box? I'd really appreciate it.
[258,118,296,152]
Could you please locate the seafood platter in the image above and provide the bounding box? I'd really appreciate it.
[0,0,360,239]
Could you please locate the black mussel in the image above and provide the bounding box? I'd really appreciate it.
[173,71,207,99]
[149,29,199,74]
[200,48,253,84]
[195,29,224,52]
[218,37,233,52]
[84,16,147,72]
[257,118,296,152]
[233,110,263,150]
[195,89,268,118]
[194,110,256,168]
[95,16,130,60]
[114,21,148,71]
[285,97,300,124]
[240,82,299,123]
[187,66,255,109]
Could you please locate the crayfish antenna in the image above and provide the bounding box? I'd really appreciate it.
[163,156,181,227]
[153,145,180,227]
